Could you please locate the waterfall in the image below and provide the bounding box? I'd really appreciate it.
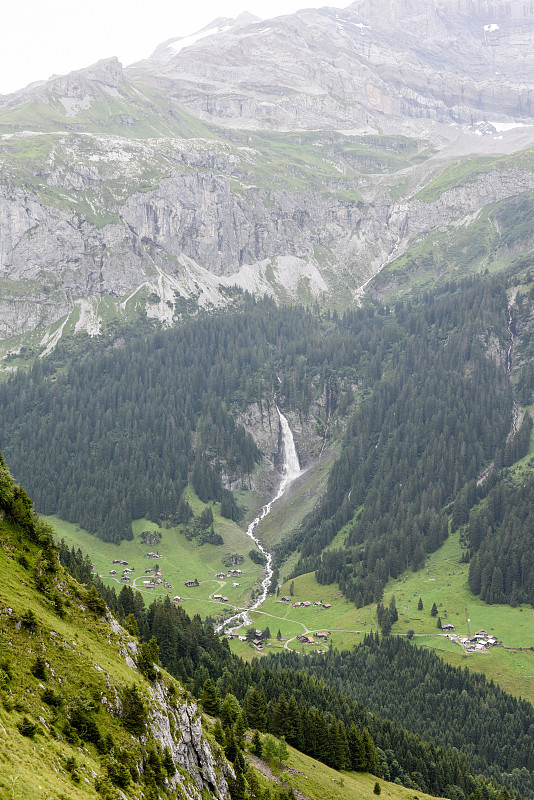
[506,306,514,372]
[216,407,301,634]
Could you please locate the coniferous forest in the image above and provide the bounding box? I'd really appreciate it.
[0,294,392,541]
[466,464,534,605]
[277,279,514,604]
[0,279,514,568]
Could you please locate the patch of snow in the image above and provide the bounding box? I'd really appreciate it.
[168,24,231,55]
[488,121,533,132]
[484,24,499,32]
[74,299,101,337]
[59,95,92,118]
[336,125,381,136]
[355,23,370,30]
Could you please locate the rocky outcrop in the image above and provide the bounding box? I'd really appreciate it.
[149,681,233,800]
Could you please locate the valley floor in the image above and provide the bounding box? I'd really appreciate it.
[228,529,534,705]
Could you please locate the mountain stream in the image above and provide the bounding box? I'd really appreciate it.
[216,407,301,634]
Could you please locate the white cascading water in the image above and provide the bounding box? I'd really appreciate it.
[216,407,301,634]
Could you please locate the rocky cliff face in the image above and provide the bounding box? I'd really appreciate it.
[149,681,233,799]
[132,0,534,129]
[2,0,534,349]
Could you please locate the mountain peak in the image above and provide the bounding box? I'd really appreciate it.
[147,12,261,63]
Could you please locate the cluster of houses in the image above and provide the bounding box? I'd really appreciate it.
[461,629,501,651]
[279,597,332,609]
[110,562,135,582]
[108,560,172,590]
[296,632,329,645]
[212,594,229,603]
[142,577,173,590]
[444,627,501,651]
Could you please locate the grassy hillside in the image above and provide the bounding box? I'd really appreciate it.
[0,514,234,800]
[373,189,534,301]
[246,739,439,800]
[232,518,534,702]
[46,486,264,621]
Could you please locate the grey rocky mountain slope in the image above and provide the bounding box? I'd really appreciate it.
[131,0,534,130]
[2,0,534,351]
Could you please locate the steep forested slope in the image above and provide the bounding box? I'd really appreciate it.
[0,294,429,543]
[0,277,520,603]
[466,464,534,605]
[259,639,534,797]
[277,278,514,604]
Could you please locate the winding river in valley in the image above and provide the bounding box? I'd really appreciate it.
[216,407,301,634]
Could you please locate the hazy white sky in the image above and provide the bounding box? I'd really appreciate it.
[0,0,352,96]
